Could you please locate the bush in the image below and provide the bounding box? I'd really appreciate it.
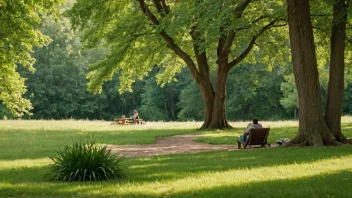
[47,141,126,181]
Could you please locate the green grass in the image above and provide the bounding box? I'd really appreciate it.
[1,119,352,197]
[0,120,197,160]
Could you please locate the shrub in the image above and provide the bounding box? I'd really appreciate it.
[47,141,126,181]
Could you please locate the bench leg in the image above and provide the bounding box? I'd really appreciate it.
[237,140,241,149]
[244,142,249,149]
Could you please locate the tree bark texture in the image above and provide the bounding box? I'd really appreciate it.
[198,76,215,129]
[286,0,337,146]
[324,0,351,143]
[209,67,231,128]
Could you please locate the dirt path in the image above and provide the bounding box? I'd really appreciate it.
[107,133,239,157]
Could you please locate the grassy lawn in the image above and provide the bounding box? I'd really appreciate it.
[1,119,352,197]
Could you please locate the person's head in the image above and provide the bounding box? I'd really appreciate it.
[134,110,138,115]
[253,117,258,124]
[121,115,125,118]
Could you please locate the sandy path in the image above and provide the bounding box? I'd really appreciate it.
[108,133,278,158]
[107,133,239,157]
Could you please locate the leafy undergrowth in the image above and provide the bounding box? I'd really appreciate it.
[47,141,126,181]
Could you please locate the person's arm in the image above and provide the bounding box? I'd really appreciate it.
[243,123,251,135]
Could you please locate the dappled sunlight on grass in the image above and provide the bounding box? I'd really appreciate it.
[0,158,51,170]
[1,119,352,197]
[1,155,352,197]
[123,147,352,182]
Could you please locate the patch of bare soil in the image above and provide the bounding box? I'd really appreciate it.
[108,133,264,157]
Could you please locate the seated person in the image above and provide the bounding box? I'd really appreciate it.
[130,110,140,124]
[240,117,263,142]
[121,115,130,124]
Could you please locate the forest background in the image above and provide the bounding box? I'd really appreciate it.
[2,0,352,122]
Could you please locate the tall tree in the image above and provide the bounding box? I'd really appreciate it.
[324,0,351,143]
[0,0,62,117]
[285,0,339,146]
[66,0,284,129]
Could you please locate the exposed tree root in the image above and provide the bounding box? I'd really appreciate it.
[335,135,352,144]
[200,119,233,130]
[283,138,307,147]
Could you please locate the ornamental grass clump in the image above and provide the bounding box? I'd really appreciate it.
[47,141,126,181]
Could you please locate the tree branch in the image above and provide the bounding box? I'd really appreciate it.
[137,0,201,81]
[190,20,210,78]
[227,18,278,69]
[161,0,170,14]
[219,0,252,60]
[152,0,165,16]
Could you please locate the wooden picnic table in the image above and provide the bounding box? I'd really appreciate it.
[134,119,145,124]
[114,118,132,125]
[113,118,145,125]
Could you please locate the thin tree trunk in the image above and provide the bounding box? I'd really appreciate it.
[285,0,338,146]
[324,0,351,143]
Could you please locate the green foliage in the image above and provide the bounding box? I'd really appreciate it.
[65,0,286,93]
[0,0,62,117]
[177,81,204,121]
[280,75,298,113]
[14,16,143,120]
[47,141,126,181]
[226,63,289,120]
[139,68,185,121]
[139,76,169,121]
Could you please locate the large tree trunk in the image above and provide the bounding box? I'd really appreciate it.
[285,0,337,146]
[210,67,231,129]
[324,0,351,143]
[199,79,215,129]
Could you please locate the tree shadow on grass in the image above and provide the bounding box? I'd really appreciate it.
[167,170,352,198]
[1,167,351,197]
[127,146,352,181]
[2,146,352,183]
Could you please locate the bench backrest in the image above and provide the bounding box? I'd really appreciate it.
[247,128,270,145]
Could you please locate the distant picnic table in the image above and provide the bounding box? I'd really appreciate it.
[113,118,145,125]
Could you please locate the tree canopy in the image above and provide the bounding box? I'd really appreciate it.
[66,0,287,128]
[0,0,62,117]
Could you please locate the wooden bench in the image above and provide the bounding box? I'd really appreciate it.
[237,128,271,149]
